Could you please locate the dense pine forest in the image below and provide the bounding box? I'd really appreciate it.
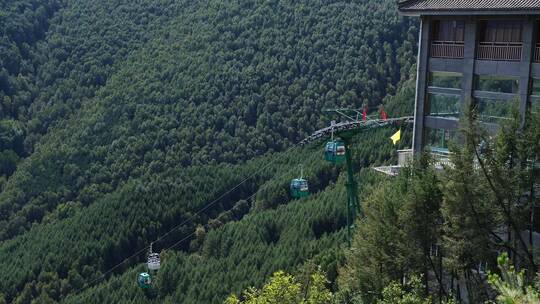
[3,0,539,303]
[0,0,416,241]
[1,0,418,303]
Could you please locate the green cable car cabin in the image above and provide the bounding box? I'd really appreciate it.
[324,140,346,164]
[138,247,160,289]
[138,272,152,289]
[290,178,309,198]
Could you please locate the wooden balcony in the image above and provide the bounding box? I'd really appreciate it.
[534,44,540,62]
[477,42,522,61]
[430,41,464,59]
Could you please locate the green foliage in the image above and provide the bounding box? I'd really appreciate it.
[338,156,442,303]
[61,161,394,303]
[440,112,496,275]
[224,269,333,304]
[0,0,418,302]
[340,107,540,303]
[488,253,540,304]
[441,107,540,301]
[378,276,431,304]
[0,0,416,244]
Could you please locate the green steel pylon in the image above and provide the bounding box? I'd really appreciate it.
[342,136,361,246]
[308,109,413,246]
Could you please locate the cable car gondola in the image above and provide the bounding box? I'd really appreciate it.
[148,252,160,271]
[290,178,309,198]
[138,272,152,289]
[138,243,160,289]
[324,140,346,164]
[290,165,309,199]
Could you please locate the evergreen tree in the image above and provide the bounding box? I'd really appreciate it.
[488,253,540,304]
[442,107,540,302]
[338,156,442,303]
[224,269,333,304]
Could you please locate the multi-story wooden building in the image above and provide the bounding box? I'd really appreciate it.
[398,0,540,154]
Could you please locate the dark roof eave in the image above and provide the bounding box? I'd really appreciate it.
[399,9,540,16]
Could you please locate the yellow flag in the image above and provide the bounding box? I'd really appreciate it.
[390,129,401,145]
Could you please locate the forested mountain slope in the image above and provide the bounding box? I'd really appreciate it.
[58,129,406,304]
[1,0,177,167]
[1,0,417,302]
[0,0,416,242]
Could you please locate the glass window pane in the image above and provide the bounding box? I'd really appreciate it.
[532,97,540,114]
[455,21,465,42]
[531,78,540,96]
[482,21,522,42]
[440,21,451,41]
[475,75,519,94]
[486,27,495,42]
[433,20,465,42]
[475,97,516,123]
[536,21,540,46]
[425,127,457,152]
[429,71,462,89]
[496,28,505,42]
[428,93,461,118]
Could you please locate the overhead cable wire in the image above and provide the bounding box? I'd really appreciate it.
[68,138,306,297]
[66,116,412,298]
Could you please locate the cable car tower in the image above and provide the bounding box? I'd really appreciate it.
[301,108,413,244]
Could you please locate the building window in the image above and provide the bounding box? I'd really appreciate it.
[474,97,516,123]
[531,78,540,114]
[428,93,461,118]
[535,22,540,62]
[432,20,465,42]
[530,77,540,114]
[475,75,519,94]
[429,71,462,89]
[430,20,464,58]
[531,96,540,114]
[481,20,522,43]
[477,20,523,61]
[533,205,540,233]
[531,78,540,96]
[425,127,457,152]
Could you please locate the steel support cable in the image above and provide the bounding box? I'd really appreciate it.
[67,138,307,298]
[162,164,302,252]
[66,116,412,298]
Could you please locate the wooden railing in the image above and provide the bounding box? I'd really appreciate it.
[534,44,540,62]
[477,42,522,61]
[431,41,464,58]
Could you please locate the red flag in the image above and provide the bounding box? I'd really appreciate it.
[362,107,367,121]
